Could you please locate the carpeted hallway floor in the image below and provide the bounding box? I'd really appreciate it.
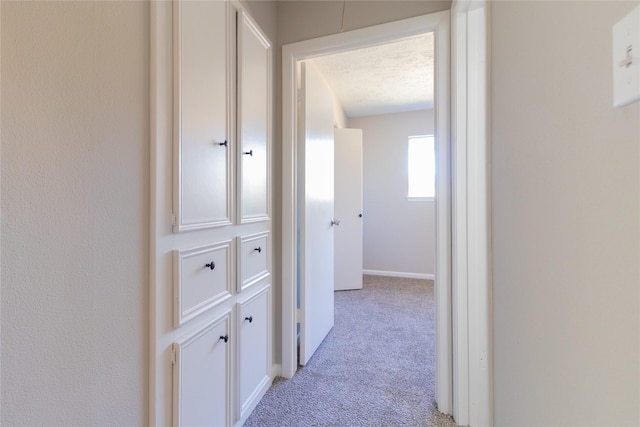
[245,275,456,427]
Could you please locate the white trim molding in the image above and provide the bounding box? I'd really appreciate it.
[451,1,493,426]
[363,270,435,281]
[282,11,453,416]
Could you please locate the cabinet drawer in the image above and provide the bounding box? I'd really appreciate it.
[237,286,271,419]
[173,310,232,427]
[174,240,233,327]
[237,232,269,292]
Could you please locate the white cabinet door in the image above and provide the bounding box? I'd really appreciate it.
[298,62,335,365]
[236,287,271,419]
[174,0,232,231]
[173,310,232,427]
[334,128,363,290]
[238,11,271,223]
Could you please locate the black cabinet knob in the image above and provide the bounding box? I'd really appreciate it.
[218,140,228,147]
[219,335,229,343]
[245,316,253,323]
[253,247,262,253]
[243,149,253,156]
[359,213,363,218]
[205,262,215,270]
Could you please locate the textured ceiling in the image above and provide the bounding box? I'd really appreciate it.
[311,33,434,118]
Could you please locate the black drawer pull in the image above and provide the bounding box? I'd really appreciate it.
[244,316,253,323]
[205,262,215,270]
[219,335,229,343]
[218,140,228,147]
[243,149,253,156]
[253,247,262,253]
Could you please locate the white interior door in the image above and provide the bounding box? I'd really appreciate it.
[334,128,363,291]
[298,62,335,365]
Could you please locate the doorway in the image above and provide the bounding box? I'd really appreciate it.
[282,11,453,414]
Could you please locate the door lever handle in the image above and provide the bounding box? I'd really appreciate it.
[331,218,341,226]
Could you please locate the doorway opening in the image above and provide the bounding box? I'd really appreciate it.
[282,11,453,415]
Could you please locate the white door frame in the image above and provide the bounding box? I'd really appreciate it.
[281,11,455,415]
[451,1,493,425]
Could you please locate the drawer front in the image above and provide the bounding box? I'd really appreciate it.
[237,232,269,292]
[174,240,233,327]
[237,286,270,418]
[173,309,232,427]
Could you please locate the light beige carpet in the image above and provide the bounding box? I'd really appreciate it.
[245,275,456,427]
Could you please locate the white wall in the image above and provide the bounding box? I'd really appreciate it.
[349,110,435,277]
[491,1,640,425]
[1,1,148,425]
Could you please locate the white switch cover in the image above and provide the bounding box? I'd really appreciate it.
[613,5,640,108]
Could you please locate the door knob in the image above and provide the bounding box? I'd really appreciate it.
[331,219,341,226]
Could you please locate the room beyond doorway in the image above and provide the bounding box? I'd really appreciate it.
[281,10,454,415]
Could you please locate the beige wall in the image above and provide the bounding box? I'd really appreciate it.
[276,0,450,46]
[491,1,640,425]
[349,110,435,276]
[1,1,149,425]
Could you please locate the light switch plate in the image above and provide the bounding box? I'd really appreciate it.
[613,5,640,108]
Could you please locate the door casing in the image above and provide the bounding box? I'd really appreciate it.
[282,10,456,415]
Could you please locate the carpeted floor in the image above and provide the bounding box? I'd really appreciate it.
[245,275,456,427]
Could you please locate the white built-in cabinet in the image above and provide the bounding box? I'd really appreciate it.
[162,1,273,426]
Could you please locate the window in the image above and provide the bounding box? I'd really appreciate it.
[407,135,435,200]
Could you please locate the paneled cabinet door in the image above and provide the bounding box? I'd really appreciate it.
[174,0,232,231]
[173,311,232,427]
[238,10,271,223]
[237,287,271,419]
[174,240,234,327]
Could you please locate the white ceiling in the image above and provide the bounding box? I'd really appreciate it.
[310,32,434,118]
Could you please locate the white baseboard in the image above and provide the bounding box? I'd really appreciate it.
[363,269,435,280]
